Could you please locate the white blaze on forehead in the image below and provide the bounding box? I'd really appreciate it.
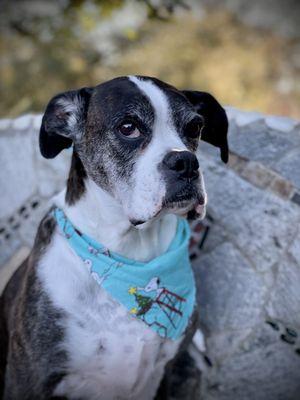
[128,75,187,151]
[129,76,170,130]
[128,76,186,148]
[122,75,188,222]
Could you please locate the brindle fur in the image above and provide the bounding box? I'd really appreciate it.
[0,213,68,399]
[65,151,87,206]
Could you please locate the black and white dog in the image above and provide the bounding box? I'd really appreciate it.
[0,76,228,400]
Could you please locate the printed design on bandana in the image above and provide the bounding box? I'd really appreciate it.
[83,258,123,286]
[53,207,196,340]
[128,277,186,338]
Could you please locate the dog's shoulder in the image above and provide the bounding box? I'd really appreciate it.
[1,210,68,399]
[2,209,57,323]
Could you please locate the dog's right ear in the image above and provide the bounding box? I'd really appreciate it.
[182,90,229,163]
[39,87,93,159]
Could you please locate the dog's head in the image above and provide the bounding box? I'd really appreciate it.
[40,76,228,225]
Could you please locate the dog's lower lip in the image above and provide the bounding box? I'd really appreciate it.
[130,209,162,226]
[163,185,199,208]
[163,195,195,209]
[165,200,192,208]
[130,219,146,226]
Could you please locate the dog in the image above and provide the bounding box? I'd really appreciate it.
[0,75,228,400]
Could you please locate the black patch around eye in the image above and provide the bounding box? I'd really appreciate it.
[184,117,204,139]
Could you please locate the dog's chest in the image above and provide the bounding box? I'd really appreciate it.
[39,231,181,400]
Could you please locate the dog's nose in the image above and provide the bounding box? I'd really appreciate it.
[162,150,199,181]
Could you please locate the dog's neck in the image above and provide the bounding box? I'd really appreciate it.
[54,178,178,263]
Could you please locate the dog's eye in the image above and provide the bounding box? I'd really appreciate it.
[118,121,141,139]
[185,118,203,139]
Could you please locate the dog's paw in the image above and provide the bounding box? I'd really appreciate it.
[192,328,206,353]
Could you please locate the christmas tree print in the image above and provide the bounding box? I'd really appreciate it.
[130,290,154,316]
[128,277,186,336]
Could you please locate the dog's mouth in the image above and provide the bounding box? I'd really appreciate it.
[130,185,206,227]
[163,184,205,209]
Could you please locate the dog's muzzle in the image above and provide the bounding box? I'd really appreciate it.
[161,150,205,206]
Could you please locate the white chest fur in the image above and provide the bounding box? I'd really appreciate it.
[38,231,182,400]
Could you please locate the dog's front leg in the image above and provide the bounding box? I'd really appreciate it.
[155,309,200,400]
[154,363,172,400]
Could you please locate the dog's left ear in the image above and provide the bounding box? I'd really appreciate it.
[182,90,229,163]
[39,87,93,159]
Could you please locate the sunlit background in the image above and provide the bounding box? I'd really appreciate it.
[1,0,300,118]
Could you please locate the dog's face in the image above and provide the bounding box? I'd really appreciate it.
[40,76,228,224]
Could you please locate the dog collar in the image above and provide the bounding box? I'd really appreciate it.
[53,207,196,340]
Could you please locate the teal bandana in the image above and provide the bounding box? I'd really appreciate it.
[53,208,196,340]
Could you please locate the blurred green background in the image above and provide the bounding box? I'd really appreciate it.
[1,0,300,118]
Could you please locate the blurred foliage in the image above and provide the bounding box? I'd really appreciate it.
[0,0,299,118]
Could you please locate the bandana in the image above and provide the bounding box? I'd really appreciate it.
[53,207,196,340]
